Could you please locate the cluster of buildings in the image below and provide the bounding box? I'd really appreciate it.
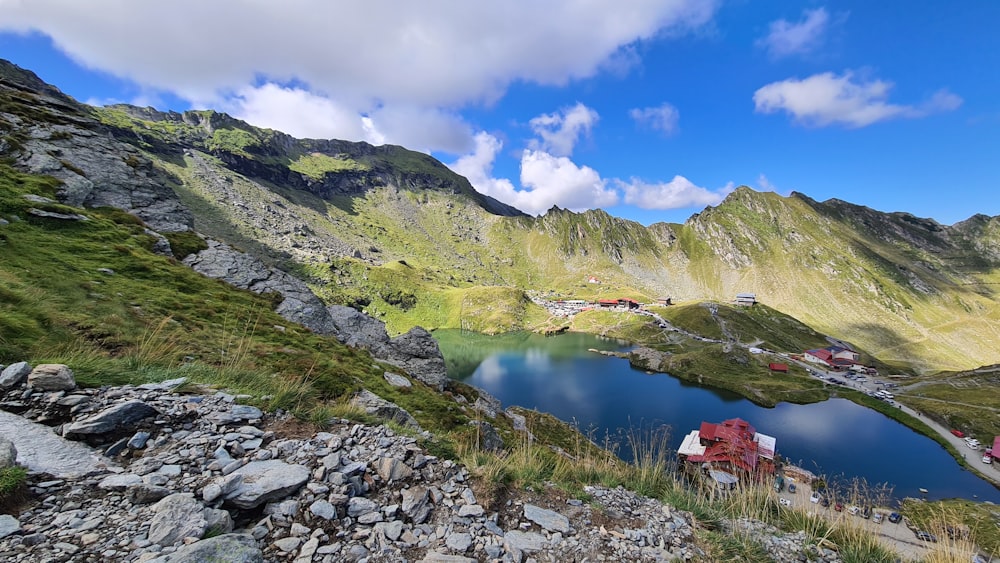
[802,345,875,374]
[678,418,777,488]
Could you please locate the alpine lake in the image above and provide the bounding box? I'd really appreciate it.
[433,329,1000,503]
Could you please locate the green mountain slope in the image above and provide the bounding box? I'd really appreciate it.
[3,58,999,373]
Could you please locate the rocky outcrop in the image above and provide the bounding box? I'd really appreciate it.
[0,362,31,389]
[327,305,448,390]
[183,240,336,334]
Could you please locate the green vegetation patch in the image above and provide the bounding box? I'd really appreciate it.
[289,153,369,179]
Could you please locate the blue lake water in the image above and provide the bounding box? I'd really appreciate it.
[434,329,1000,503]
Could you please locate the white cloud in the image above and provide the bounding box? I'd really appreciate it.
[619,176,732,209]
[520,150,619,213]
[450,134,619,215]
[757,174,776,192]
[757,8,832,58]
[225,83,371,142]
[753,71,963,128]
[629,103,680,135]
[0,1,717,107]
[528,103,599,157]
[449,132,520,203]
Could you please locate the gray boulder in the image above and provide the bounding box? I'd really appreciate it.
[327,306,448,390]
[523,504,571,533]
[383,371,412,388]
[184,240,335,334]
[351,390,421,430]
[145,533,262,563]
[224,460,309,509]
[63,400,159,437]
[0,361,31,388]
[0,514,20,540]
[27,364,75,391]
[401,486,433,524]
[326,305,391,348]
[0,436,16,469]
[379,327,449,390]
[147,493,210,546]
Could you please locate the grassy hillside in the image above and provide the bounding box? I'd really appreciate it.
[0,163,492,440]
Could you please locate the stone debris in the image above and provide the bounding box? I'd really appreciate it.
[0,369,836,562]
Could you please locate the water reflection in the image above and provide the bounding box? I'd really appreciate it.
[435,330,1000,503]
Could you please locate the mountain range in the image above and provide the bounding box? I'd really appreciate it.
[2,58,999,374]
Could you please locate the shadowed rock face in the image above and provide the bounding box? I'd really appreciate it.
[183,240,336,335]
[327,305,448,390]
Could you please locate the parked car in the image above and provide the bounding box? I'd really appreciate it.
[872,512,884,524]
[788,483,797,493]
[888,512,902,523]
[914,531,938,543]
[810,492,821,504]
[951,429,965,438]
[847,505,860,515]
[820,496,830,507]
[834,503,844,512]
[779,498,792,507]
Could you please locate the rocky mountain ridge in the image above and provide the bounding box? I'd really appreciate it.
[2,57,1000,372]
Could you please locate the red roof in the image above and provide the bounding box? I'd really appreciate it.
[807,349,832,361]
[690,418,766,473]
[768,363,789,372]
[597,299,618,305]
[993,436,1000,458]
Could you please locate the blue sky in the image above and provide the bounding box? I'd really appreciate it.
[1,1,997,225]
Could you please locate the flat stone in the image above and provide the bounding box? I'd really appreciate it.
[128,431,152,449]
[383,372,412,388]
[224,460,309,509]
[383,520,404,541]
[145,533,263,563]
[274,536,302,552]
[0,514,20,540]
[457,504,484,517]
[148,493,208,546]
[309,500,336,520]
[445,532,473,552]
[504,530,547,552]
[347,496,377,517]
[98,473,143,490]
[63,400,159,436]
[230,405,263,420]
[523,504,571,533]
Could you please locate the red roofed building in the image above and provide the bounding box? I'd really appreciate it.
[768,363,789,373]
[678,418,776,478]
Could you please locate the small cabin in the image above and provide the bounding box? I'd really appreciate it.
[656,297,673,306]
[734,293,757,306]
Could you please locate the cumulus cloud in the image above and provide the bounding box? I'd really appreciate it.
[528,103,599,157]
[753,71,963,128]
[757,8,833,58]
[520,150,619,213]
[629,103,680,135]
[225,84,372,142]
[757,174,778,193]
[0,1,716,106]
[619,176,732,209]
[449,132,520,203]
